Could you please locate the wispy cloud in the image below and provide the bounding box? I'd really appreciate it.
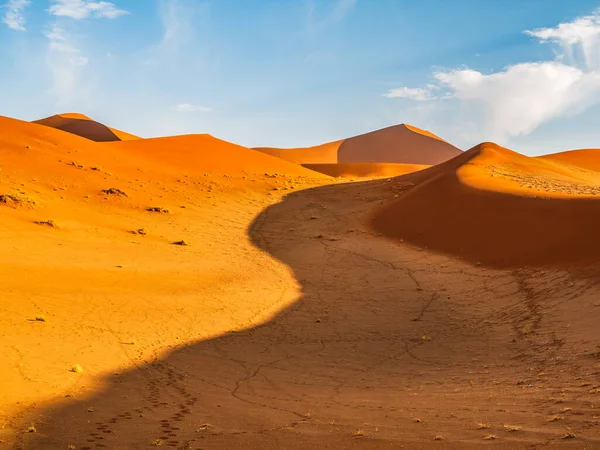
[306,0,357,33]
[383,85,438,101]
[45,24,90,105]
[48,0,128,20]
[1,0,30,31]
[385,9,600,144]
[171,103,212,113]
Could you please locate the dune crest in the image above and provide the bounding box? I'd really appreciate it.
[371,142,600,268]
[255,124,461,167]
[33,113,140,142]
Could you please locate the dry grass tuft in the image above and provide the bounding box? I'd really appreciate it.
[172,240,189,246]
[35,315,46,322]
[483,434,497,440]
[34,220,58,228]
[26,425,37,433]
[561,429,576,439]
[70,364,84,374]
[475,423,487,430]
[434,435,443,441]
[504,425,522,432]
[152,439,163,446]
[353,429,364,438]
[146,206,169,213]
[547,415,563,422]
[101,188,127,197]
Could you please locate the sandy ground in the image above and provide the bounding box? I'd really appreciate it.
[2,119,600,449]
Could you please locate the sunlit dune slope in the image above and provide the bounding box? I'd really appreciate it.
[107,134,327,177]
[302,162,429,178]
[33,113,140,142]
[0,115,327,422]
[371,142,600,268]
[254,124,461,165]
[538,148,600,172]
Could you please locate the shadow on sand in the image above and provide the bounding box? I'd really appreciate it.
[15,178,600,450]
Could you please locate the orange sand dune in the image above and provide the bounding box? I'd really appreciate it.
[107,134,328,177]
[255,124,461,165]
[371,142,600,268]
[4,115,600,448]
[33,113,140,142]
[538,148,600,171]
[302,162,429,178]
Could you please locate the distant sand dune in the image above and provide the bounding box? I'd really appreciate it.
[255,124,461,166]
[33,113,140,142]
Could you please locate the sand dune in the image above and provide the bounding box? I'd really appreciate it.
[107,134,327,177]
[302,162,429,178]
[4,114,600,448]
[33,113,140,142]
[371,142,600,268]
[255,124,462,165]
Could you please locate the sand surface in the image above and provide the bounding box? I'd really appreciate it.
[33,113,140,142]
[302,163,429,178]
[2,120,600,449]
[255,124,461,165]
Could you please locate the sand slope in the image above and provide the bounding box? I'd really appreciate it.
[107,134,327,177]
[302,162,429,178]
[371,142,600,268]
[255,124,461,165]
[33,113,140,142]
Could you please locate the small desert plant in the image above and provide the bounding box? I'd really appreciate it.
[434,435,443,440]
[561,429,576,439]
[353,429,364,437]
[483,434,497,440]
[35,315,46,322]
[34,220,58,228]
[475,423,487,430]
[146,207,169,213]
[152,439,163,446]
[70,364,84,374]
[172,240,188,246]
[101,188,127,196]
[504,425,522,432]
[27,425,37,433]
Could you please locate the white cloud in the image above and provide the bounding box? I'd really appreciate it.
[1,0,30,31]
[383,86,437,101]
[171,103,212,113]
[385,9,600,145]
[45,24,90,105]
[49,0,128,20]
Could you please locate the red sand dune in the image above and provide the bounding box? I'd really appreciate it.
[33,113,140,142]
[538,148,600,171]
[371,142,600,268]
[107,134,327,177]
[302,162,429,178]
[255,124,461,165]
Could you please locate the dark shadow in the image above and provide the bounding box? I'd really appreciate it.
[13,177,600,450]
[36,118,122,142]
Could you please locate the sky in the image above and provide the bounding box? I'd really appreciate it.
[2,0,600,154]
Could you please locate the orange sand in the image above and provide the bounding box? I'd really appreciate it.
[302,162,429,178]
[255,124,461,165]
[371,142,600,268]
[3,116,600,449]
[33,113,140,142]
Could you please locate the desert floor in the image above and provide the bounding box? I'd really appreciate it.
[2,119,600,449]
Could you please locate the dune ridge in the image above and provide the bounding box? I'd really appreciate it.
[33,113,140,142]
[371,142,600,268]
[254,124,462,166]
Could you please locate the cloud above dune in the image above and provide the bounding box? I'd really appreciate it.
[386,9,600,144]
[45,24,89,105]
[171,103,212,113]
[1,0,30,31]
[49,0,128,20]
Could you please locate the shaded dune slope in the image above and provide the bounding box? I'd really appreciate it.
[33,113,140,142]
[371,142,600,269]
[254,124,461,166]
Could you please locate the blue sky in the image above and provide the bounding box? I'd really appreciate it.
[2,0,600,154]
